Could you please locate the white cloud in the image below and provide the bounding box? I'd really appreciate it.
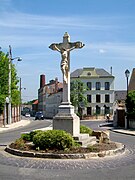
[85,42,135,61]
[99,49,106,54]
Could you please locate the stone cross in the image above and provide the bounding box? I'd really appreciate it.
[49,32,84,105]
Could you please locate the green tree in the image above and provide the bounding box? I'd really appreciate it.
[0,50,20,114]
[70,79,87,118]
[125,90,135,116]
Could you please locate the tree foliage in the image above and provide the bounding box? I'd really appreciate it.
[125,90,135,116]
[0,50,20,114]
[70,79,87,116]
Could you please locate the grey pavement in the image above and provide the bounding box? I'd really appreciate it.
[0,119,135,136]
[0,119,31,133]
[0,119,135,180]
[0,119,52,133]
[99,122,135,136]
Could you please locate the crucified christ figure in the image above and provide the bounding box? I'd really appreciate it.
[51,44,77,83]
[49,32,84,85]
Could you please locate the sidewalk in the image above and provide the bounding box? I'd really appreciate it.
[111,128,135,136]
[0,119,31,133]
[99,122,135,136]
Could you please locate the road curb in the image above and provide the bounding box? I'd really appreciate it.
[111,129,135,136]
[5,142,125,159]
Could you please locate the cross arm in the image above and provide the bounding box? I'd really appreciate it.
[69,42,85,51]
[49,43,61,52]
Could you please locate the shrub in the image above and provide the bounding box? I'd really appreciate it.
[21,133,31,141]
[13,138,26,150]
[21,130,43,141]
[29,130,43,141]
[125,90,135,116]
[80,125,93,136]
[33,130,75,150]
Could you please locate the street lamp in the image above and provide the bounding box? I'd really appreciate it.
[8,45,22,124]
[125,69,130,96]
[125,69,130,129]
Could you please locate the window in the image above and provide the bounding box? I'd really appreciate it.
[105,82,110,90]
[87,107,91,115]
[96,94,100,103]
[87,82,91,90]
[96,105,100,114]
[87,95,91,103]
[96,82,101,90]
[105,94,110,103]
[87,72,91,76]
[104,106,110,114]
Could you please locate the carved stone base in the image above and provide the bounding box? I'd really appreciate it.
[53,103,80,136]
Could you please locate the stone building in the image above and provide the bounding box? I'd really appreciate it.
[38,74,63,116]
[45,90,63,118]
[70,67,115,118]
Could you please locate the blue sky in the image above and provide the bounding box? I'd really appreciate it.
[0,0,135,102]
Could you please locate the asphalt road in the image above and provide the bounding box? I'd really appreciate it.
[0,119,135,180]
[0,118,52,145]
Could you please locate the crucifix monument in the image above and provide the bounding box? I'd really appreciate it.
[49,32,85,136]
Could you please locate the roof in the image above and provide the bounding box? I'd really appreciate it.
[70,69,83,78]
[71,67,114,78]
[33,100,38,104]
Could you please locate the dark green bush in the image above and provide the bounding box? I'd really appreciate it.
[29,130,43,141]
[125,90,135,116]
[21,130,43,141]
[80,125,93,136]
[21,133,31,141]
[33,130,75,150]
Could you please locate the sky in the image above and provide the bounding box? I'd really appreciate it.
[0,0,135,102]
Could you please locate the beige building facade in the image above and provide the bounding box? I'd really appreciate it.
[71,67,115,118]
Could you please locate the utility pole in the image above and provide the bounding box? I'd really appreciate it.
[19,77,22,120]
[7,45,22,124]
[8,45,12,124]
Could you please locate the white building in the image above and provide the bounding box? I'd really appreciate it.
[71,67,115,118]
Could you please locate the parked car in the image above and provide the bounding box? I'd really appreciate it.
[35,112,44,120]
[25,113,31,118]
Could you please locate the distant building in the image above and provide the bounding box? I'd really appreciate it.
[113,90,127,112]
[38,74,63,116]
[71,67,115,118]
[115,90,126,101]
[129,68,135,91]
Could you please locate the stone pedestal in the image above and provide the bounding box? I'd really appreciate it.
[53,103,80,136]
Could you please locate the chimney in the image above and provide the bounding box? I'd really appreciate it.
[110,67,112,75]
[55,77,58,92]
[40,74,45,88]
